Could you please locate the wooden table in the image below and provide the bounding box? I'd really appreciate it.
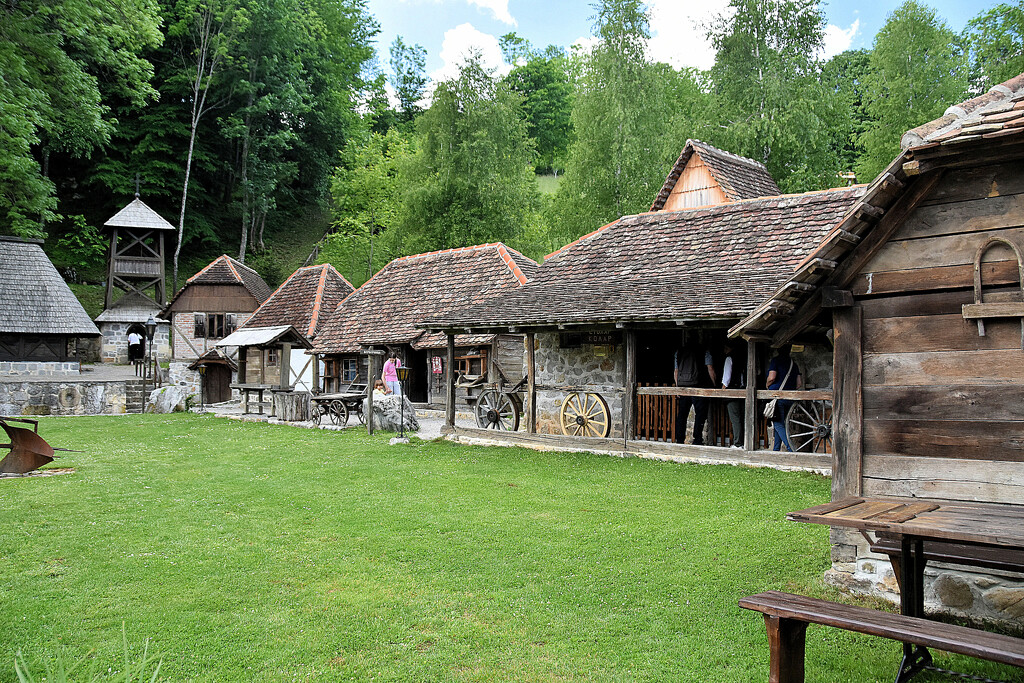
[788,496,1024,679]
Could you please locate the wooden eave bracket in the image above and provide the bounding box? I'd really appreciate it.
[821,287,855,309]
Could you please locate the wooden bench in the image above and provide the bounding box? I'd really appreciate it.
[740,590,1024,683]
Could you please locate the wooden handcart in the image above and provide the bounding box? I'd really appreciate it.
[311,383,367,427]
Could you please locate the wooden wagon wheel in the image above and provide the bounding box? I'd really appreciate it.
[474,389,521,431]
[329,400,349,426]
[559,392,610,438]
[311,402,324,426]
[785,400,833,453]
[353,401,366,425]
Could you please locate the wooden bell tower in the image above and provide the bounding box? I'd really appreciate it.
[102,195,175,308]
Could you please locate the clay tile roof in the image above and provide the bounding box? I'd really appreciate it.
[902,73,1024,150]
[187,255,273,303]
[103,197,175,231]
[312,243,539,354]
[423,187,865,330]
[0,236,100,336]
[650,140,781,211]
[242,264,354,339]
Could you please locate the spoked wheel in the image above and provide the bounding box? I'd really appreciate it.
[312,403,324,426]
[559,392,610,438]
[354,403,366,425]
[474,389,521,431]
[330,400,349,426]
[785,400,833,453]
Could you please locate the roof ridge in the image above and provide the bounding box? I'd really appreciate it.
[544,219,620,261]
[309,265,329,337]
[494,244,529,285]
[187,255,229,283]
[393,242,504,264]
[690,139,770,172]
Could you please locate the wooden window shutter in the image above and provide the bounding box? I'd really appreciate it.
[226,314,237,335]
[194,313,206,338]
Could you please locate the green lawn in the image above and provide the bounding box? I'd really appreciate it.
[1,416,1017,681]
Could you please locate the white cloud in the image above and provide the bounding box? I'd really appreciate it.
[429,23,511,86]
[467,0,516,26]
[571,35,599,55]
[647,0,730,70]
[822,19,860,59]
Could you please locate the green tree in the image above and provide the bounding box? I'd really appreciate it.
[398,55,540,253]
[857,1,968,180]
[820,49,872,178]
[322,128,413,285]
[552,0,671,244]
[707,0,845,192]
[503,44,574,174]
[963,2,1024,93]
[390,36,428,124]
[0,0,162,236]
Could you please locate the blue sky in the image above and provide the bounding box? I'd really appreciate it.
[366,0,1001,85]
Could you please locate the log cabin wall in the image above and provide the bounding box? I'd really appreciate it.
[831,163,1024,620]
[853,163,1024,505]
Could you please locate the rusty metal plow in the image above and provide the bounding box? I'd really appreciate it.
[0,417,79,475]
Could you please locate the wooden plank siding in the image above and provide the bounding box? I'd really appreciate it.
[853,165,1024,504]
[662,155,728,211]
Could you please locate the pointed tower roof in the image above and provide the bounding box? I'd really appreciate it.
[103,197,175,231]
[650,140,781,212]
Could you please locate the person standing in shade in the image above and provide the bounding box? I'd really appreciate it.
[127,330,143,363]
[721,340,746,449]
[382,351,402,396]
[766,345,802,451]
[674,340,716,445]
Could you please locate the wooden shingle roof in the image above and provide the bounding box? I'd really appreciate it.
[103,197,175,231]
[0,237,100,336]
[243,264,354,339]
[312,243,539,354]
[422,187,865,331]
[650,140,781,212]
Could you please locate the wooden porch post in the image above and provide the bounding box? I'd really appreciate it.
[744,340,758,452]
[280,342,291,390]
[832,307,863,498]
[312,352,320,393]
[625,330,637,441]
[526,332,536,434]
[239,347,249,413]
[445,333,456,430]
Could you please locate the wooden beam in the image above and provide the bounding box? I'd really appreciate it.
[832,306,863,499]
[280,342,291,390]
[744,340,757,452]
[526,332,536,434]
[625,330,637,441]
[445,334,456,429]
[821,287,854,309]
[772,171,944,347]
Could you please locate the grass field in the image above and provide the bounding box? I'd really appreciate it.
[1,415,1017,681]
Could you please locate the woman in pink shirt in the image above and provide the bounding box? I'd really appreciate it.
[382,351,402,395]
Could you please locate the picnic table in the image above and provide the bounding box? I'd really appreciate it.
[311,384,366,426]
[741,496,1024,682]
[230,383,278,415]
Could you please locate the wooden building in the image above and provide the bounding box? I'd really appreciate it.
[161,255,272,402]
[95,196,174,363]
[651,139,780,211]
[311,244,538,404]
[0,236,100,375]
[236,263,354,393]
[731,75,1024,623]
[423,141,860,468]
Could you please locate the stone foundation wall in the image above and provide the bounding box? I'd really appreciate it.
[0,379,127,415]
[827,528,1024,625]
[0,361,81,377]
[98,322,171,364]
[533,333,626,438]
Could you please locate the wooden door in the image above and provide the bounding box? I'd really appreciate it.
[205,365,231,403]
